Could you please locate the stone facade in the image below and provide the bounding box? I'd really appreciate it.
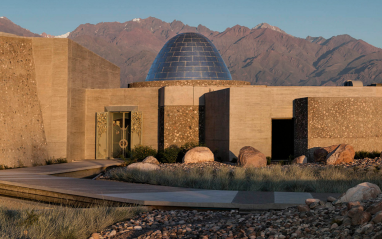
[0,36,48,167]
[295,97,382,160]
[159,106,204,149]
[129,80,250,88]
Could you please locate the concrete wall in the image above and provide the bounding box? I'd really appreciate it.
[84,87,159,159]
[32,38,69,158]
[205,89,230,161]
[0,36,48,167]
[295,97,382,159]
[0,36,121,164]
[211,86,382,161]
[67,40,120,161]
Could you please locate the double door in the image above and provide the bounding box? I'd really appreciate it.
[96,111,142,159]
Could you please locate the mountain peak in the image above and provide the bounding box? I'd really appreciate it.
[0,17,40,37]
[252,22,285,34]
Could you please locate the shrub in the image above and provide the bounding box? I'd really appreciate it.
[355,150,381,159]
[266,157,272,165]
[355,151,369,159]
[157,145,181,163]
[130,145,157,162]
[45,157,67,165]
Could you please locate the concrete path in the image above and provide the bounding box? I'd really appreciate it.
[0,160,341,210]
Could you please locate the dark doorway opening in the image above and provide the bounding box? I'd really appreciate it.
[272,119,294,160]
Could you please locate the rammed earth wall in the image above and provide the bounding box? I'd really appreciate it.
[294,97,382,160]
[0,36,48,167]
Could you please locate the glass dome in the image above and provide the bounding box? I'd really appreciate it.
[146,32,232,81]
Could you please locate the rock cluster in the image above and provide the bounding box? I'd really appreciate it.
[90,192,382,239]
[314,144,355,165]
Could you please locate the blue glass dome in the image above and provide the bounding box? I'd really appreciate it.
[146,32,232,81]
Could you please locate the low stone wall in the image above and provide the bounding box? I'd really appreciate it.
[0,36,47,167]
[159,106,205,149]
[294,97,382,160]
[129,80,250,88]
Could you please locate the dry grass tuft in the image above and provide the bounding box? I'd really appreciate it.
[106,164,382,193]
[0,204,143,239]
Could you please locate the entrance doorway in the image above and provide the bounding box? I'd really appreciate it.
[271,119,294,160]
[111,112,131,158]
[96,111,142,159]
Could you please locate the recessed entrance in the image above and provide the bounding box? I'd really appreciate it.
[96,110,142,159]
[272,119,294,160]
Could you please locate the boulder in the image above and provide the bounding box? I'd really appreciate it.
[351,211,371,225]
[372,211,382,224]
[297,205,310,212]
[237,146,266,168]
[126,162,160,171]
[314,145,338,162]
[142,156,160,165]
[366,201,382,215]
[313,144,355,164]
[346,201,361,210]
[327,196,337,202]
[326,144,355,165]
[182,147,214,164]
[338,182,382,203]
[347,206,364,218]
[292,155,307,164]
[305,198,320,206]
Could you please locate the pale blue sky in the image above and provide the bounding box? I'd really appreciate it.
[2,0,382,48]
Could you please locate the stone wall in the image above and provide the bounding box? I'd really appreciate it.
[0,36,48,167]
[129,80,250,88]
[160,106,204,149]
[295,97,382,159]
[294,98,309,159]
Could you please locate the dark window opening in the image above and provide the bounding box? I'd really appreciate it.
[272,119,294,160]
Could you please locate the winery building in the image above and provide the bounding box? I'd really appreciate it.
[1,32,381,167]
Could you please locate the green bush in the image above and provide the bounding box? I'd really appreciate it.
[157,145,181,163]
[266,157,272,165]
[355,150,381,159]
[45,157,67,165]
[131,145,157,162]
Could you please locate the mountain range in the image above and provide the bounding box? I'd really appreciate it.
[1,16,382,87]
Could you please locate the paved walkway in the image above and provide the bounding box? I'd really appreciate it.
[0,160,341,210]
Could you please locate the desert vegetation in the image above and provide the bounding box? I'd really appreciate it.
[0,204,142,239]
[123,142,205,165]
[106,164,382,193]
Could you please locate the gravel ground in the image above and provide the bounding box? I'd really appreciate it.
[91,158,382,239]
[90,193,382,239]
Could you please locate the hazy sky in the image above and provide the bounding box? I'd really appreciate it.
[2,0,382,48]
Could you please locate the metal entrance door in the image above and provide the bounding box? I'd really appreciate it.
[96,111,142,159]
[111,112,131,158]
